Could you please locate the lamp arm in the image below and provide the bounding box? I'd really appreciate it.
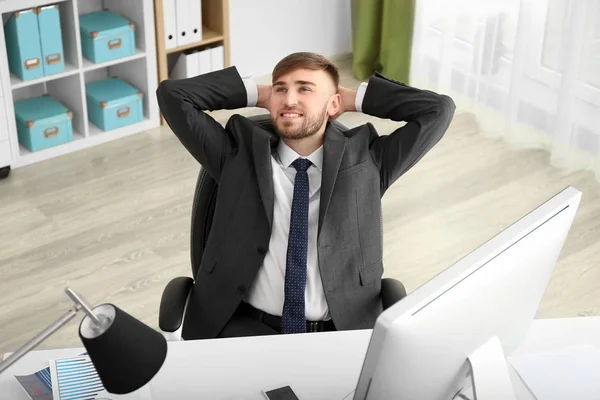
[0,287,102,375]
[0,307,79,374]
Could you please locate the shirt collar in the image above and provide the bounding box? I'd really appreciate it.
[276,139,324,171]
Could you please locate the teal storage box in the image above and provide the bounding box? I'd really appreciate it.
[4,8,44,81]
[14,95,73,152]
[37,5,65,76]
[86,78,143,131]
[79,10,135,64]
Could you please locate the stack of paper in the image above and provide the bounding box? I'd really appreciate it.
[508,344,600,399]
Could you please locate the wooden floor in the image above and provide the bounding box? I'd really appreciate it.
[1,59,599,355]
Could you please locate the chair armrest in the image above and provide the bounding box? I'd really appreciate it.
[159,277,194,332]
[381,278,407,310]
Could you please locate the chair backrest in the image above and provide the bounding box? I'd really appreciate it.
[189,114,349,277]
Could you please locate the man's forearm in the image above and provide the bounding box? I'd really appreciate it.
[155,67,246,181]
[366,71,455,193]
[362,73,453,123]
[157,67,248,116]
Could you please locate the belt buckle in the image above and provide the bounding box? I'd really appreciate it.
[307,321,320,333]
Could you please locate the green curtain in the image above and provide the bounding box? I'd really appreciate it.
[351,0,416,83]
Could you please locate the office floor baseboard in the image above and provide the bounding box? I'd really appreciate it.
[0,59,599,355]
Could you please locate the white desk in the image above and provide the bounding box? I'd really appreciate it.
[2,316,599,400]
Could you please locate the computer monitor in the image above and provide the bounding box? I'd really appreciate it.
[352,186,582,400]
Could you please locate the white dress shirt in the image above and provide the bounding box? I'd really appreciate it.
[241,77,368,321]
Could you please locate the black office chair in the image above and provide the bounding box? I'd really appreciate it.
[158,114,407,340]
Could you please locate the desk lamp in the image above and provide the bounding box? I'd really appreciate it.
[0,287,167,394]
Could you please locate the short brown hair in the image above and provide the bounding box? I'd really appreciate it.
[272,52,340,89]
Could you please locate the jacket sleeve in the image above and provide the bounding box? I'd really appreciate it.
[363,72,456,195]
[155,66,249,181]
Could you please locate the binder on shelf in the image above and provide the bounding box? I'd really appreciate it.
[37,5,65,76]
[197,47,211,75]
[163,0,177,50]
[187,0,202,44]
[174,0,192,47]
[169,45,223,80]
[210,45,224,71]
[4,8,45,81]
[169,50,199,80]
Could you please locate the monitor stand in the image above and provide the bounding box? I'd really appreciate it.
[455,336,517,400]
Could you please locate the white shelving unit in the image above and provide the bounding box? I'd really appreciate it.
[0,0,159,173]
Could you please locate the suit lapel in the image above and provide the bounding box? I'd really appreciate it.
[318,124,348,237]
[252,126,278,229]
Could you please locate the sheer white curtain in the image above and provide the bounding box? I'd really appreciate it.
[409,0,600,183]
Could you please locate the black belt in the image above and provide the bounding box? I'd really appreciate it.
[237,301,336,333]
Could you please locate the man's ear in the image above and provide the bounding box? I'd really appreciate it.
[327,93,342,117]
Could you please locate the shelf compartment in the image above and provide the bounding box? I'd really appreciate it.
[77,0,148,53]
[12,73,86,148]
[155,0,230,126]
[3,0,80,89]
[83,57,149,132]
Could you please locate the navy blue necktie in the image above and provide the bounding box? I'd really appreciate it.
[281,158,312,334]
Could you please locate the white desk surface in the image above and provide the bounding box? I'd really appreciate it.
[1,316,599,400]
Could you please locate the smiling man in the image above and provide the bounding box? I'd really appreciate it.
[156,52,455,339]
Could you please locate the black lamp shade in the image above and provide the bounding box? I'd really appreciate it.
[78,304,167,394]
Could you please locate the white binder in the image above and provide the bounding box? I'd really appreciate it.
[162,0,177,50]
[196,48,212,74]
[169,50,199,80]
[175,0,193,47]
[210,45,224,71]
[187,0,203,44]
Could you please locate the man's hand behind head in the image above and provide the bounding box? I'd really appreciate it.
[329,86,357,122]
[257,85,272,112]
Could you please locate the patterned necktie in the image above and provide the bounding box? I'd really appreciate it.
[281,158,312,334]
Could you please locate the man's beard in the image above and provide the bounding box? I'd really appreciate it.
[272,105,328,140]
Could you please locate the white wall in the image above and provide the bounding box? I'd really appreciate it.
[229,0,353,78]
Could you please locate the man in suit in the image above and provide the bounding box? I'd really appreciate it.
[156,52,455,339]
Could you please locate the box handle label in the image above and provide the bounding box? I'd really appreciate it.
[46,53,62,65]
[117,107,130,118]
[24,58,40,70]
[108,38,122,50]
[44,127,59,138]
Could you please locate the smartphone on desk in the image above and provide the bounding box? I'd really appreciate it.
[262,385,300,400]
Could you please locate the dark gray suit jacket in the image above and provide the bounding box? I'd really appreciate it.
[156,66,456,339]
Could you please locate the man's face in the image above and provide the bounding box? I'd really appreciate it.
[270,68,339,140]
